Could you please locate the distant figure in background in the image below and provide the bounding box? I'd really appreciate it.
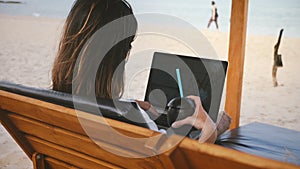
[272,29,284,87]
[207,1,219,29]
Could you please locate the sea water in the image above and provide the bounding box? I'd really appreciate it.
[0,0,299,37]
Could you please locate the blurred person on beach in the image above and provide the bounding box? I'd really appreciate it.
[51,0,230,143]
[207,1,219,29]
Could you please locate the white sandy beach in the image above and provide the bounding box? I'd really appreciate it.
[0,15,299,168]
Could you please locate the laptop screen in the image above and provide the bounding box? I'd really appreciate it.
[144,52,228,122]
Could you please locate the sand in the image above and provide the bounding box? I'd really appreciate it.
[0,15,299,168]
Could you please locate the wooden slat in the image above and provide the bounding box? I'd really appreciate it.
[0,109,34,158]
[157,146,184,169]
[225,0,249,129]
[176,138,300,169]
[44,157,79,169]
[0,90,153,137]
[0,90,162,156]
[168,148,189,169]
[25,135,121,169]
[8,113,164,169]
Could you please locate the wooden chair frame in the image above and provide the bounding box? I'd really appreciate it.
[1,90,299,169]
[225,0,249,129]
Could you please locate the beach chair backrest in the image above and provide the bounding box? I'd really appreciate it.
[0,89,170,168]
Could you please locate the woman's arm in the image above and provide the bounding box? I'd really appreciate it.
[136,96,230,143]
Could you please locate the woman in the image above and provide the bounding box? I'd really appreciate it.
[207,1,219,29]
[52,0,229,143]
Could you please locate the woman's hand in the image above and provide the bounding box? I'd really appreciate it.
[171,96,209,130]
[172,95,217,143]
[135,100,159,117]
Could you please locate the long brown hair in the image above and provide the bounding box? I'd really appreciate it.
[52,0,137,99]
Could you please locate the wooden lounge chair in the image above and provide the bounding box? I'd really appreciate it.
[1,81,299,169]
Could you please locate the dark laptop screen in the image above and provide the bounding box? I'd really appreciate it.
[144,52,228,122]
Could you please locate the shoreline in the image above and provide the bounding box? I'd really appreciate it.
[0,14,300,169]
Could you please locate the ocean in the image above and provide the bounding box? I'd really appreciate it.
[0,0,299,37]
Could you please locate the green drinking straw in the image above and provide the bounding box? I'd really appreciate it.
[176,68,184,98]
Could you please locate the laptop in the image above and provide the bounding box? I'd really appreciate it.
[144,52,228,128]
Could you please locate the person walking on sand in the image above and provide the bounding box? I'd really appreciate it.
[207,1,219,29]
